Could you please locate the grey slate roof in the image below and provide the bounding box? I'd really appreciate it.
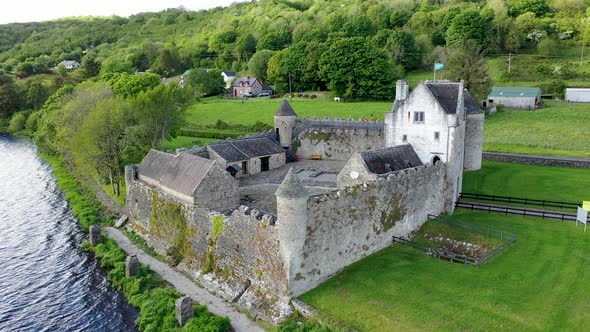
[463,90,484,114]
[425,82,460,114]
[138,150,214,197]
[207,137,285,162]
[275,168,308,198]
[360,144,423,174]
[232,77,258,87]
[222,71,236,77]
[275,99,297,116]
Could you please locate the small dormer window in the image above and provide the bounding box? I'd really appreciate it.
[413,112,424,123]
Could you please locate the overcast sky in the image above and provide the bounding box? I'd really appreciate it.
[0,0,248,24]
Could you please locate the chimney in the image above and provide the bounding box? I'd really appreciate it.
[395,80,409,101]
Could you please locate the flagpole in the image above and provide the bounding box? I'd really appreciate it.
[433,62,436,81]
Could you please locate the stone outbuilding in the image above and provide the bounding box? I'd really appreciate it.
[206,137,286,178]
[487,86,542,110]
[128,149,239,210]
[337,144,423,186]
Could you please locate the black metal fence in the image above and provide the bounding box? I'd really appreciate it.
[455,201,584,222]
[460,192,579,211]
[393,215,517,267]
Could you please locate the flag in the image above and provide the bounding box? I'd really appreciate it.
[434,62,445,70]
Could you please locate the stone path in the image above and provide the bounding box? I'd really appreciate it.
[104,227,263,332]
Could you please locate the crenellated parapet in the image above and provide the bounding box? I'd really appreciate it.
[309,162,444,204]
[228,205,277,226]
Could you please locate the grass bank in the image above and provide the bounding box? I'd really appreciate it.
[300,210,590,331]
[463,161,590,203]
[83,238,230,331]
[42,154,106,231]
[483,101,590,158]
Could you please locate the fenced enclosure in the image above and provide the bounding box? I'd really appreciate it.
[393,215,517,267]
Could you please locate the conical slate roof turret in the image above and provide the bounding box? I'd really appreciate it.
[274,99,297,117]
[275,168,308,198]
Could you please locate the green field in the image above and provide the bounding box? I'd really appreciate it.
[463,161,590,203]
[300,210,590,331]
[483,101,590,158]
[163,136,218,151]
[186,97,391,127]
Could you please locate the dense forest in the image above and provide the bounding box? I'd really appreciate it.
[0,0,588,96]
[1,0,589,193]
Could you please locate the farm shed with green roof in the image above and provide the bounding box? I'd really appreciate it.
[487,86,542,110]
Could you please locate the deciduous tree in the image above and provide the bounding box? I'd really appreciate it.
[446,40,491,101]
[319,37,400,99]
[135,84,190,149]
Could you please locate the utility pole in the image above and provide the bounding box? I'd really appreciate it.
[508,53,512,74]
[433,62,436,81]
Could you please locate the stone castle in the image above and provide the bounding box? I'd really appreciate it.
[124,80,484,322]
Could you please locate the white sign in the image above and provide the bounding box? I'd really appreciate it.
[350,171,359,180]
[577,207,588,232]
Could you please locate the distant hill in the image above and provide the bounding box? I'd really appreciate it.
[1,0,588,95]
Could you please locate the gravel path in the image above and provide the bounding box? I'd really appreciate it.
[104,227,263,332]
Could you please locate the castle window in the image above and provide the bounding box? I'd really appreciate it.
[413,112,424,123]
[402,134,407,142]
[434,131,440,141]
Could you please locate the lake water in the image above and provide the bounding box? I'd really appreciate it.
[0,135,138,331]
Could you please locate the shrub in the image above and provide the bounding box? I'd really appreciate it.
[310,94,317,99]
[8,112,26,132]
[540,80,567,99]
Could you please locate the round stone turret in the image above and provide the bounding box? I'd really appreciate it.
[464,112,484,170]
[275,168,308,296]
[274,99,297,149]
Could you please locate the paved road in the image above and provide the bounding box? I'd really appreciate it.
[104,227,263,332]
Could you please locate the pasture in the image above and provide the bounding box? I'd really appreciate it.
[462,161,590,203]
[185,97,391,127]
[483,101,590,158]
[300,210,590,331]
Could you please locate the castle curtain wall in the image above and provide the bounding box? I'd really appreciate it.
[288,162,446,296]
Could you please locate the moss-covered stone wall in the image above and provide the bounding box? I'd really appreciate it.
[293,162,446,295]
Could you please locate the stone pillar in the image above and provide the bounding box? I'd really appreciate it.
[89,225,102,246]
[175,296,193,327]
[125,255,140,277]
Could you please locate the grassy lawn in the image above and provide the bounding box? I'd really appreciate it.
[483,100,590,158]
[186,97,390,127]
[300,210,590,331]
[463,161,590,203]
[163,136,218,150]
[100,180,126,207]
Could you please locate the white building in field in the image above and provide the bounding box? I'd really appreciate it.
[565,88,590,103]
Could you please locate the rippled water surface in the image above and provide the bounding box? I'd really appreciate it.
[0,135,137,331]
